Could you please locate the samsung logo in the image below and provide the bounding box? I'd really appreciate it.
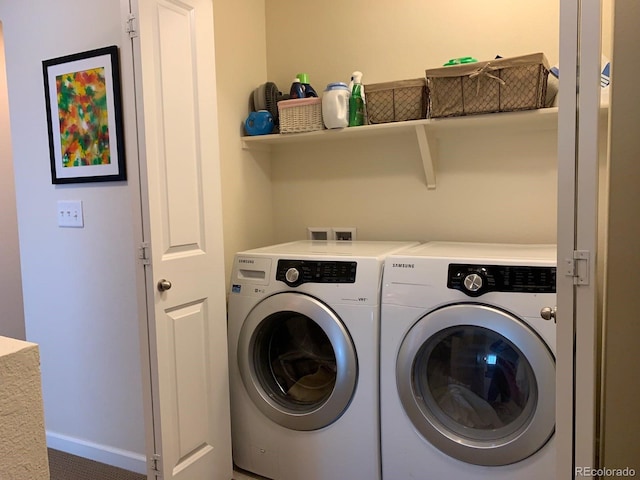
[392,263,415,269]
[238,259,255,264]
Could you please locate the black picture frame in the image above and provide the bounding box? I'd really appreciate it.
[43,45,126,184]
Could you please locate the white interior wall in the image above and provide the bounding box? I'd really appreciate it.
[264,0,561,244]
[267,0,561,92]
[0,0,145,472]
[214,0,274,286]
[0,23,25,341]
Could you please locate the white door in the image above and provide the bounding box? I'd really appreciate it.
[557,0,602,477]
[128,0,232,478]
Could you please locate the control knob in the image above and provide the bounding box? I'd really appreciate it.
[463,273,484,293]
[285,267,300,284]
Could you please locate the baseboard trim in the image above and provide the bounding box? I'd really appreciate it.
[46,431,147,475]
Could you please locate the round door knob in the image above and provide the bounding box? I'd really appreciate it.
[157,279,172,292]
[540,306,556,322]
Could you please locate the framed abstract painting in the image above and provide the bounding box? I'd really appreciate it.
[43,45,126,184]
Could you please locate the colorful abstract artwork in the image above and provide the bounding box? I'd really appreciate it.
[56,67,111,168]
[43,46,126,184]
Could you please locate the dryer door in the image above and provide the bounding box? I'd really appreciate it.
[237,292,357,431]
[396,303,555,466]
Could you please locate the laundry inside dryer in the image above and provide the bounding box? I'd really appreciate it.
[259,313,337,405]
[415,325,536,434]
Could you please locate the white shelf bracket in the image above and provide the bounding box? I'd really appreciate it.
[414,124,437,189]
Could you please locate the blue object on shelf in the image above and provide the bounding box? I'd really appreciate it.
[245,110,274,136]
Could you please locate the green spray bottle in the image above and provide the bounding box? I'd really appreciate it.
[348,71,367,127]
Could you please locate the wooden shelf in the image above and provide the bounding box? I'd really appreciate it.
[242,107,566,189]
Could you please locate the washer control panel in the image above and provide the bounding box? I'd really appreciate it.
[276,260,357,287]
[448,264,556,297]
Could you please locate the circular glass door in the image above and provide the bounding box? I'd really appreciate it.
[396,303,555,466]
[238,292,357,431]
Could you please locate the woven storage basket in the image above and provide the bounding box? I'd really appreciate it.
[426,53,549,118]
[364,78,428,124]
[278,97,324,134]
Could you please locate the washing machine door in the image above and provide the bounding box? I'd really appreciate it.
[237,292,357,431]
[396,303,555,466]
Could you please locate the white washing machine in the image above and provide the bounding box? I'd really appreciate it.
[227,240,418,480]
[380,242,557,480]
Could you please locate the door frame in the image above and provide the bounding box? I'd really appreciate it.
[557,0,602,477]
[118,1,157,476]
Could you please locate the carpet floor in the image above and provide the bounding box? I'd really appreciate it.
[48,449,146,480]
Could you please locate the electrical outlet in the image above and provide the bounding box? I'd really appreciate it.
[57,200,84,228]
[307,227,332,241]
[333,227,356,241]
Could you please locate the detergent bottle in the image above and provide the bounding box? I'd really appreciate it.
[322,82,350,129]
[348,71,367,126]
[296,73,318,97]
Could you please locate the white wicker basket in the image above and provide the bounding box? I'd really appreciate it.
[278,98,324,134]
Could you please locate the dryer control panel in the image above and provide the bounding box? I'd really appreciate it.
[448,264,556,297]
[276,260,357,287]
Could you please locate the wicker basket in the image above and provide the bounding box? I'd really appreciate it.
[278,98,324,134]
[426,53,549,118]
[364,78,428,124]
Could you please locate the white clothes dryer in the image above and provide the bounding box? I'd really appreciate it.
[227,240,418,480]
[380,242,557,480]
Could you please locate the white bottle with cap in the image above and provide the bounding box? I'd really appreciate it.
[322,82,350,129]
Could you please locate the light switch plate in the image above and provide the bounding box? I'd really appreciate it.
[57,200,84,228]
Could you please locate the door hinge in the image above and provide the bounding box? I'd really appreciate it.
[149,453,161,475]
[138,242,151,266]
[564,250,590,285]
[126,13,138,38]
